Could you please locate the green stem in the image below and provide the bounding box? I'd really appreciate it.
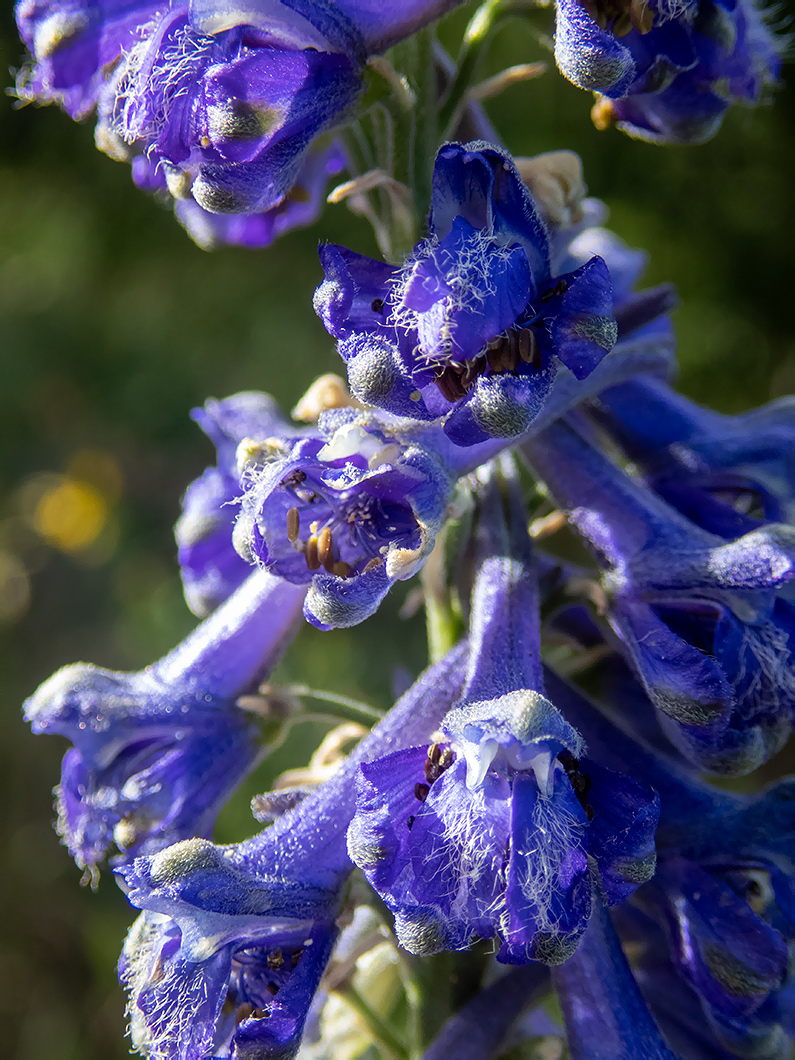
[439,0,528,135]
[401,951,456,1056]
[334,984,410,1059]
[424,592,462,665]
[277,684,384,724]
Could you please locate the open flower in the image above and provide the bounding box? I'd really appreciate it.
[24,569,306,875]
[348,468,658,963]
[233,410,454,629]
[547,668,795,1058]
[524,417,795,774]
[117,638,469,1059]
[176,392,302,616]
[554,0,782,143]
[16,1,463,237]
[315,142,674,447]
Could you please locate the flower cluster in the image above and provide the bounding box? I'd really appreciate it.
[15,0,462,243]
[15,1,793,1055]
[554,0,782,143]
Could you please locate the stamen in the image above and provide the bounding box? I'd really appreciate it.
[266,982,280,996]
[407,814,416,830]
[414,782,430,802]
[428,743,442,764]
[267,949,284,970]
[371,298,385,313]
[333,560,353,578]
[291,949,304,968]
[221,992,236,1016]
[305,536,321,571]
[318,526,333,565]
[362,557,383,573]
[286,507,300,543]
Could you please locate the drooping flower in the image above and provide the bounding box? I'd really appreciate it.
[118,639,469,1060]
[175,391,303,617]
[554,0,782,144]
[16,1,464,234]
[590,375,795,537]
[348,467,659,963]
[233,408,456,629]
[546,667,795,1058]
[523,417,795,774]
[24,568,306,875]
[314,141,675,446]
[131,139,347,250]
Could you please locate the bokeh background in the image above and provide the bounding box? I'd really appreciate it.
[1,3,793,1057]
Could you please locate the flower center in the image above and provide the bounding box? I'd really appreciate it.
[408,742,457,829]
[279,470,417,579]
[431,278,570,402]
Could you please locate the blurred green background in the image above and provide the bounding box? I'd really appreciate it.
[0,3,792,1057]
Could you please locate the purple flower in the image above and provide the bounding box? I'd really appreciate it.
[175,391,304,617]
[16,1,464,228]
[591,376,795,538]
[15,0,158,118]
[233,409,455,629]
[547,668,795,1057]
[348,471,658,963]
[314,142,675,447]
[523,418,795,775]
[24,569,305,875]
[117,639,469,1060]
[131,139,347,250]
[555,0,781,143]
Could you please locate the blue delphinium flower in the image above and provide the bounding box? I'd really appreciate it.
[24,568,306,876]
[117,639,468,1060]
[314,141,676,447]
[590,375,795,537]
[348,468,659,963]
[547,668,795,1058]
[233,408,457,630]
[175,391,304,617]
[16,1,463,227]
[523,417,795,775]
[131,139,347,250]
[554,0,781,143]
